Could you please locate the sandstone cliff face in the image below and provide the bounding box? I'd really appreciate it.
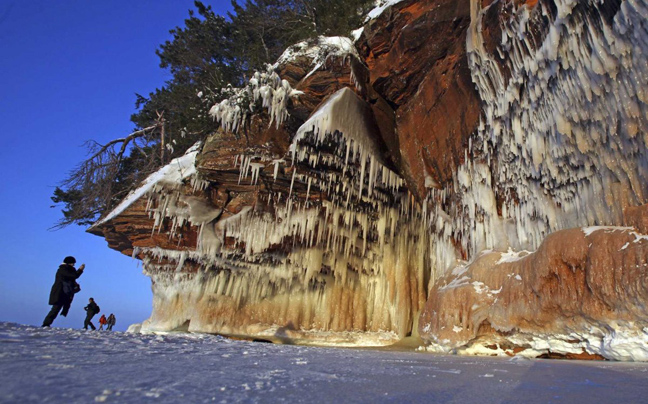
[419,225,648,360]
[90,0,648,359]
[358,0,481,197]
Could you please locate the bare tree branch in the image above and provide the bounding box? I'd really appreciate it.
[86,125,158,162]
[53,119,168,228]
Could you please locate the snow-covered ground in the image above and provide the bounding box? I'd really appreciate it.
[1,323,648,403]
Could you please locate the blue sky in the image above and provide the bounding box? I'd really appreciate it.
[0,1,232,331]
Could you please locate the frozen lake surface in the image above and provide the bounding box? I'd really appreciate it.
[1,322,648,403]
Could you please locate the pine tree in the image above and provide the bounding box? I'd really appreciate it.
[52,0,377,228]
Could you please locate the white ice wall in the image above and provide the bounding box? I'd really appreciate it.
[422,0,648,269]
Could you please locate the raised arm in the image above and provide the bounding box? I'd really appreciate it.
[74,264,85,278]
[59,264,85,281]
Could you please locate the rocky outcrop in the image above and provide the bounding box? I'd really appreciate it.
[90,35,429,346]
[411,0,648,360]
[358,0,481,197]
[90,0,648,359]
[419,225,648,360]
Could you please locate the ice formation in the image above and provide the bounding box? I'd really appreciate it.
[405,0,648,360]
[292,87,403,200]
[130,79,426,344]
[412,0,648,270]
[91,143,203,228]
[275,36,359,80]
[92,0,648,359]
[208,65,303,133]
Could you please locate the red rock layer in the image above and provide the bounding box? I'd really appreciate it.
[419,221,648,358]
[357,0,481,198]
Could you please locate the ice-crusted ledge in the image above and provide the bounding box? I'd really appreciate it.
[128,317,400,347]
[275,36,359,81]
[421,328,648,362]
[291,87,403,201]
[208,36,362,136]
[90,143,203,229]
[581,226,633,237]
[351,0,408,43]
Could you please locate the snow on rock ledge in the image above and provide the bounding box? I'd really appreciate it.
[90,143,203,229]
[275,36,359,78]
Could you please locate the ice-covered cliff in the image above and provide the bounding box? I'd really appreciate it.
[90,0,648,360]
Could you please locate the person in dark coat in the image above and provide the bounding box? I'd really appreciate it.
[42,256,85,327]
[106,313,116,331]
[83,298,100,330]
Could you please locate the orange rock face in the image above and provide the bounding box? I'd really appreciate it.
[419,224,648,360]
[91,197,200,256]
[358,0,481,197]
[624,205,648,234]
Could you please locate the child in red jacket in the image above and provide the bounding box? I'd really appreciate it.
[98,314,107,330]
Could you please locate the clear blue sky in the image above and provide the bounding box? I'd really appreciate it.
[0,1,233,331]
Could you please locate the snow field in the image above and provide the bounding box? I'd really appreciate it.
[2,322,648,403]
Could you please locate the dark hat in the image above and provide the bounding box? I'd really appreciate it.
[63,256,76,264]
